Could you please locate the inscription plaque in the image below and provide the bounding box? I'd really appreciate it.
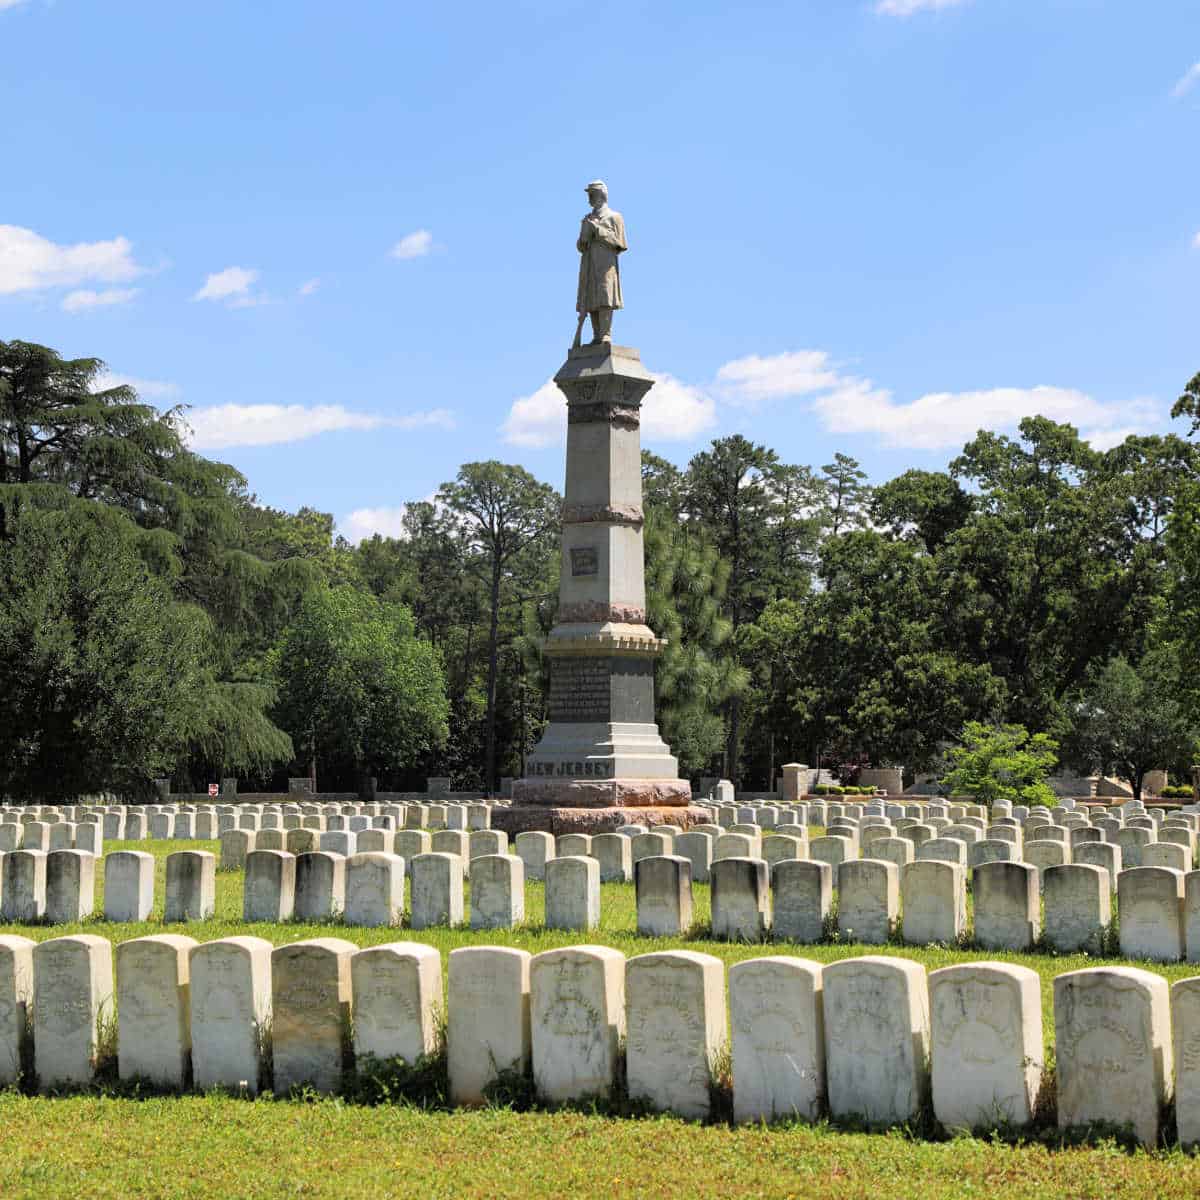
[549,656,610,723]
[570,547,598,577]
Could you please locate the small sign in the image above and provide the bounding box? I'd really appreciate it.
[208,783,219,797]
[570,546,599,576]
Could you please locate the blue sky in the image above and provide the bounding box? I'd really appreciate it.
[3,0,1198,540]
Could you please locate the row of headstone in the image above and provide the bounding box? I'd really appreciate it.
[0,799,503,846]
[1,934,1193,1146]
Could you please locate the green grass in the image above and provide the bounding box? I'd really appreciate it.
[1,1093,1199,1199]
[5,834,1200,1197]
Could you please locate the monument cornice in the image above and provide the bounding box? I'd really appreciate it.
[540,631,667,658]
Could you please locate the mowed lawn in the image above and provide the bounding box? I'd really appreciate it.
[3,835,1200,1198]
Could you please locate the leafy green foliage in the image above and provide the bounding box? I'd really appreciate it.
[270,586,449,789]
[940,722,1059,805]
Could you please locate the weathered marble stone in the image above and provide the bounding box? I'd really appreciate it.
[901,860,965,946]
[404,804,428,830]
[530,945,624,1103]
[635,855,693,936]
[319,830,357,858]
[1042,864,1109,954]
[625,950,725,1120]
[809,836,851,871]
[1073,841,1121,893]
[1142,842,1189,874]
[0,935,34,1085]
[762,833,805,875]
[771,859,831,943]
[633,831,676,863]
[711,856,770,941]
[45,850,95,924]
[2,849,46,922]
[104,850,155,922]
[467,804,491,831]
[431,829,468,858]
[837,859,898,944]
[944,823,982,845]
[344,852,406,928]
[356,829,393,854]
[731,956,825,1124]
[47,823,75,851]
[410,852,464,929]
[271,937,355,1094]
[973,861,1040,951]
[216,828,254,872]
[514,831,555,882]
[1115,827,1153,869]
[545,855,600,931]
[22,823,50,851]
[102,813,125,841]
[0,824,19,852]
[556,833,592,858]
[73,823,103,856]
[447,946,531,1105]
[674,831,714,884]
[351,942,442,1065]
[917,837,968,868]
[929,962,1042,1130]
[1172,975,1200,1149]
[1054,966,1171,1147]
[172,814,195,840]
[469,830,507,859]
[969,839,1017,869]
[189,935,273,1094]
[33,934,113,1089]
[1118,866,1185,962]
[253,828,284,853]
[1187,870,1200,963]
[283,828,318,856]
[116,934,197,1086]
[164,851,216,922]
[869,836,914,873]
[293,851,346,921]
[469,854,524,930]
[394,830,432,862]
[822,956,930,1125]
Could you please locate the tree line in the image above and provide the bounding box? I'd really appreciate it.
[3,338,1199,800]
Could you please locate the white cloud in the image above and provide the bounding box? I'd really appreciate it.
[0,2,31,11]
[298,277,320,296]
[390,230,434,260]
[193,266,259,303]
[715,350,841,404]
[643,373,718,440]
[0,225,147,296]
[1172,61,1200,99]
[874,0,968,13]
[810,380,1158,450]
[340,506,412,543]
[501,380,563,448]
[61,287,140,312]
[92,371,181,401]
[501,373,716,448]
[184,403,455,450]
[1192,230,1200,249]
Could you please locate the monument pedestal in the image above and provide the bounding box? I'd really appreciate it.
[506,342,697,835]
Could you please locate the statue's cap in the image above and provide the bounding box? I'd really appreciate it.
[584,179,608,196]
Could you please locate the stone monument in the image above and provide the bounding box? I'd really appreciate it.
[502,182,704,836]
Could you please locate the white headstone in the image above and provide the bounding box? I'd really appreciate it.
[164,850,216,922]
[271,937,355,1094]
[625,950,725,1120]
[344,852,405,928]
[104,850,155,922]
[1172,976,1200,1150]
[1042,864,1109,954]
[189,935,273,1094]
[0,935,34,1085]
[514,831,554,882]
[116,934,197,1086]
[731,956,825,1124]
[530,945,624,1103]
[469,853,524,930]
[901,860,965,946]
[1,849,46,922]
[1054,966,1171,1147]
[544,855,600,931]
[45,849,95,924]
[294,851,346,922]
[711,856,770,941]
[929,962,1042,1130]
[771,859,831,943]
[837,859,898,944]
[973,861,1040,951]
[591,832,632,883]
[447,946,531,1106]
[410,852,464,929]
[351,942,442,1065]
[823,955,930,1124]
[33,934,113,1089]
[634,855,693,937]
[1118,866,1185,962]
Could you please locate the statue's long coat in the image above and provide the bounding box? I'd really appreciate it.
[576,206,626,312]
